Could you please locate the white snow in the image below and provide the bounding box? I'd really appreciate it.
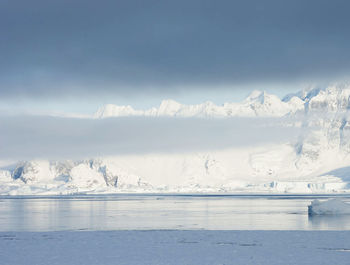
[93,83,350,119]
[1,231,350,265]
[3,84,350,195]
[0,143,349,195]
[94,90,304,118]
[308,199,350,215]
[69,164,106,189]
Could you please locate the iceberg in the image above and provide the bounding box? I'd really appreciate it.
[308,199,350,215]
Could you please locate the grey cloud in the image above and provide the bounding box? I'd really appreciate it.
[0,115,299,160]
[1,0,350,99]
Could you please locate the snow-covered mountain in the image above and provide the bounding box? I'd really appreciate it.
[95,84,350,119]
[94,90,305,118]
[3,84,350,195]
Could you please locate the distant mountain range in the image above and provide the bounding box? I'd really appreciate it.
[2,84,350,195]
[94,84,350,118]
[94,90,304,118]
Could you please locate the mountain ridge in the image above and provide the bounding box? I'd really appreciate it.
[94,84,350,119]
[94,90,304,118]
[3,84,350,195]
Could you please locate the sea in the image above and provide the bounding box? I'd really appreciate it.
[1,194,350,231]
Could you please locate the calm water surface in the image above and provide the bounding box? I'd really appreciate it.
[0,194,350,231]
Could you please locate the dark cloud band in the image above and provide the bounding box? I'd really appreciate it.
[1,0,350,98]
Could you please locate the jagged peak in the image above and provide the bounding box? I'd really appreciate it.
[158,99,183,116]
[282,87,323,102]
[244,90,283,106]
[94,103,139,118]
[159,99,182,108]
[245,90,265,101]
[94,88,323,119]
[283,83,350,103]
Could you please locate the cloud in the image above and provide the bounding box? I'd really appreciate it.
[1,0,350,99]
[0,115,300,160]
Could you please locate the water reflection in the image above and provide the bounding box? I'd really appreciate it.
[308,214,350,230]
[0,195,349,231]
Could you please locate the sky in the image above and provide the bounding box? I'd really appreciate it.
[1,0,350,113]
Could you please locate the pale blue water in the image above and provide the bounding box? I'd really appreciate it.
[0,194,350,231]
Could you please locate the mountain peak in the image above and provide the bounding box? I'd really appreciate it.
[246,90,264,101]
[94,104,140,118]
[158,99,182,116]
[94,85,350,119]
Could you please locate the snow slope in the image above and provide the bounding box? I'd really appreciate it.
[3,84,350,195]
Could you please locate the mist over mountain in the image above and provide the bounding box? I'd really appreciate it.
[2,84,350,195]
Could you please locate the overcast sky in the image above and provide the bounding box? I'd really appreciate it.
[1,0,350,112]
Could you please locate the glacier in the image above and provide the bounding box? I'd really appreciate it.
[3,84,350,195]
